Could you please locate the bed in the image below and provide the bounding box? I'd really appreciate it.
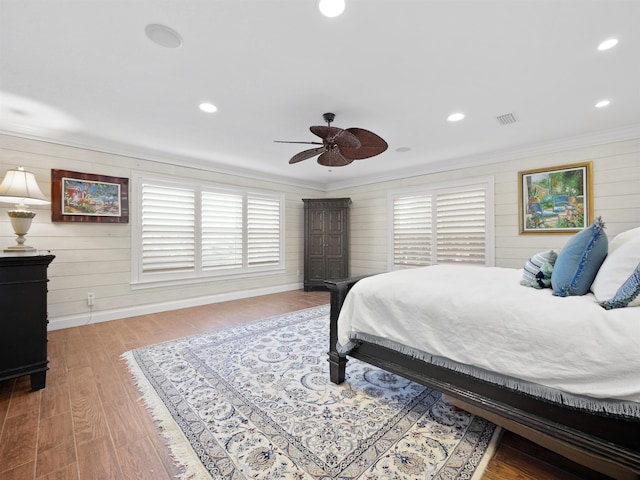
[326,263,640,480]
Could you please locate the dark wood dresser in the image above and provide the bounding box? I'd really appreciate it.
[0,254,55,391]
[303,198,350,291]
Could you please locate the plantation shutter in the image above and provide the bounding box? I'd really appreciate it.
[247,195,281,267]
[393,194,432,268]
[202,191,243,270]
[134,173,284,284]
[391,181,492,269]
[141,184,196,274]
[436,188,486,264]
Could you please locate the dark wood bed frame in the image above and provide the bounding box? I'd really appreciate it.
[326,277,640,480]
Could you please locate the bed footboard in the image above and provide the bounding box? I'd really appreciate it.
[325,275,371,384]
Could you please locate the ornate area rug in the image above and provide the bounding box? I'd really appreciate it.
[123,305,500,479]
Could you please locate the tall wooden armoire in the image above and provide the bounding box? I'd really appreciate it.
[302,198,351,291]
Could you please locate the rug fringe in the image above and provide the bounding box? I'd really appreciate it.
[121,351,213,480]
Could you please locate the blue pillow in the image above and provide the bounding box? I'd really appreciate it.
[551,217,608,297]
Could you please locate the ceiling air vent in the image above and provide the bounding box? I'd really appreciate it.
[496,113,518,125]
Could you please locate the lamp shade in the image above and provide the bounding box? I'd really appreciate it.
[0,167,50,206]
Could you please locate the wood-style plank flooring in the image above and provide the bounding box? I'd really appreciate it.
[0,289,609,479]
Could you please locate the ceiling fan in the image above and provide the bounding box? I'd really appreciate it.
[275,112,388,167]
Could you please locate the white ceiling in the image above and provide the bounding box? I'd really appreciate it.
[1,0,639,190]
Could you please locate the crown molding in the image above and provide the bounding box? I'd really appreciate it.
[325,123,640,191]
[0,129,327,192]
[3,123,639,194]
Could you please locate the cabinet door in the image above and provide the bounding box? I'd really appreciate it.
[307,209,327,282]
[0,281,47,371]
[325,208,347,279]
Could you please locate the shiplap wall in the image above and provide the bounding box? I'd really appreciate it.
[0,134,323,329]
[329,138,640,275]
[1,134,638,329]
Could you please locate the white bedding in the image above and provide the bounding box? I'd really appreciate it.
[337,265,640,406]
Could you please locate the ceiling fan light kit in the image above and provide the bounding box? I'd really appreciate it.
[276,113,388,167]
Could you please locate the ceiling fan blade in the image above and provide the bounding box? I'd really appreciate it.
[310,125,341,140]
[317,148,353,167]
[289,147,326,164]
[339,128,388,160]
[310,126,361,149]
[274,140,323,145]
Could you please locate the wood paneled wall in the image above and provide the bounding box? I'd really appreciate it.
[329,138,640,274]
[0,135,323,329]
[1,134,638,329]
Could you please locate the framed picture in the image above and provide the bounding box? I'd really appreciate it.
[518,162,592,234]
[51,169,129,223]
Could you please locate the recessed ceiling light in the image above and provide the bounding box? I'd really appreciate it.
[145,24,183,48]
[318,0,345,17]
[597,38,618,51]
[447,112,465,122]
[595,100,610,108]
[199,102,218,113]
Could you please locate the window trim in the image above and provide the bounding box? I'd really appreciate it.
[131,171,285,287]
[387,177,495,269]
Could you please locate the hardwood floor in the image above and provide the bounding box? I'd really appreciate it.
[0,289,609,479]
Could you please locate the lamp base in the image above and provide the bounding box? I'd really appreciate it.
[4,244,37,253]
[6,210,37,253]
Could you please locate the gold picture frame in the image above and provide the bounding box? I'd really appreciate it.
[518,162,593,234]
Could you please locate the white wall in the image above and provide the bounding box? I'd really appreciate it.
[2,134,638,329]
[0,134,324,329]
[329,138,640,275]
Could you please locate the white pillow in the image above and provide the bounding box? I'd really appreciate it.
[592,235,640,308]
[608,226,640,254]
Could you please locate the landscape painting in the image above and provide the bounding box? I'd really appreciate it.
[51,169,129,223]
[518,162,592,234]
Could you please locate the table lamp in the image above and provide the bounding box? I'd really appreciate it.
[0,166,50,252]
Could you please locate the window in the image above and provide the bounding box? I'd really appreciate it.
[132,173,284,285]
[389,179,494,269]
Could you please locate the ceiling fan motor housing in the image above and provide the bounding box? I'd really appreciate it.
[323,112,335,124]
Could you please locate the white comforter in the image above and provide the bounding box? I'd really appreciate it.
[337,265,640,404]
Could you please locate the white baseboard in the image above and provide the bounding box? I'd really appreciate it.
[48,282,304,331]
